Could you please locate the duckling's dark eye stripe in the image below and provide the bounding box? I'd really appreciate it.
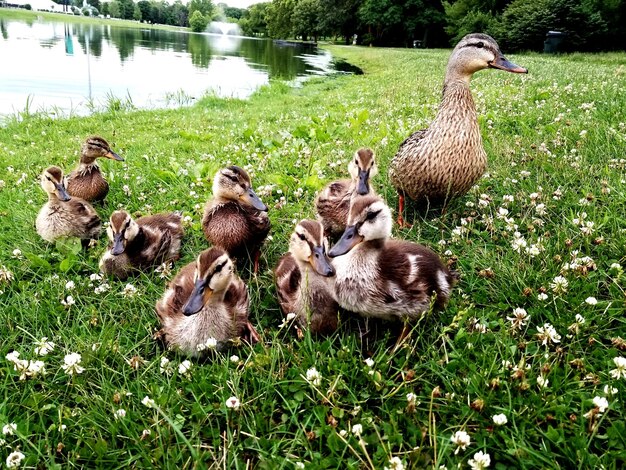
[224,173,238,182]
[297,232,306,241]
[213,261,227,273]
[366,209,381,221]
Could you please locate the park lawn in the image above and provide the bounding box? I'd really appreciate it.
[1,44,626,468]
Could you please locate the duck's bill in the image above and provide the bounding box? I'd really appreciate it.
[56,183,71,202]
[310,246,335,277]
[329,225,363,257]
[489,56,528,73]
[111,234,125,256]
[357,170,370,195]
[182,280,211,316]
[106,150,124,161]
[242,188,268,212]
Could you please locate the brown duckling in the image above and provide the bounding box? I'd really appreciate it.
[329,195,455,327]
[389,33,527,224]
[275,219,338,336]
[155,247,260,356]
[202,166,270,273]
[66,136,123,202]
[315,148,378,238]
[35,166,101,244]
[99,210,184,279]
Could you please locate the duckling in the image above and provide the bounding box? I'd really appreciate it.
[155,247,260,356]
[315,148,378,238]
[99,210,184,279]
[329,195,455,325]
[35,166,101,244]
[389,33,527,224]
[66,136,123,202]
[275,219,338,336]
[202,166,270,273]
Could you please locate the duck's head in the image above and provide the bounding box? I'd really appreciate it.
[348,148,378,196]
[212,165,267,211]
[107,210,139,256]
[182,248,235,316]
[448,33,527,78]
[289,219,334,277]
[40,166,71,202]
[329,195,392,257]
[80,136,123,164]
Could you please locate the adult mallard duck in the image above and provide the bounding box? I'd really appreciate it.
[275,219,338,336]
[99,210,184,279]
[329,195,455,328]
[389,33,527,224]
[35,166,101,244]
[315,148,377,238]
[155,247,260,356]
[202,166,270,273]
[66,136,123,202]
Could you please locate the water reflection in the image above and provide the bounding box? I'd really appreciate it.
[0,16,357,117]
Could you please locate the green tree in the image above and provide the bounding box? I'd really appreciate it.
[109,0,121,18]
[240,2,269,36]
[170,0,189,26]
[101,1,109,16]
[87,0,101,11]
[292,0,323,41]
[189,10,208,32]
[358,0,403,45]
[318,0,361,44]
[189,0,214,19]
[267,0,295,38]
[133,4,142,20]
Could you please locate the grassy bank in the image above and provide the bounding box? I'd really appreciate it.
[1,45,626,469]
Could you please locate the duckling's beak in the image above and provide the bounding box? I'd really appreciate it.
[489,55,528,74]
[329,225,363,257]
[105,150,124,161]
[309,245,335,277]
[241,188,268,212]
[182,279,211,316]
[111,234,125,256]
[56,183,71,202]
[357,169,370,195]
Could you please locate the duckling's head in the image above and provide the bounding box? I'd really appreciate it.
[447,33,527,79]
[80,136,123,164]
[182,247,235,316]
[329,195,392,257]
[289,219,335,277]
[348,148,378,196]
[40,166,71,202]
[212,165,267,211]
[107,210,140,256]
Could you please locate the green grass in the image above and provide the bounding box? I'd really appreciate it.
[1,45,626,469]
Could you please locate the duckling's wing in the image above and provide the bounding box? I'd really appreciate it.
[315,179,352,236]
[274,253,301,316]
[66,199,101,238]
[156,262,195,320]
[224,277,251,335]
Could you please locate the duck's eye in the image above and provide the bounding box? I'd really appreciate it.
[365,210,380,221]
[214,261,227,273]
[297,233,306,241]
[46,177,52,182]
[354,159,358,165]
[224,173,238,182]
[476,42,484,49]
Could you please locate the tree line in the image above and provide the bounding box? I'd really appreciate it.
[63,0,626,51]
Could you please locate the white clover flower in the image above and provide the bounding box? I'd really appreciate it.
[155,262,173,279]
[61,295,75,307]
[141,396,156,408]
[364,358,374,368]
[230,355,240,363]
[159,357,173,375]
[114,409,126,420]
[65,280,75,290]
[604,385,618,396]
[0,266,15,285]
[94,283,111,294]
[507,308,529,331]
[12,249,22,259]
[178,360,192,377]
[225,396,241,410]
[536,323,561,346]
[34,337,55,356]
[305,367,321,386]
[535,203,546,216]
[2,423,17,436]
[89,273,102,282]
[5,451,25,469]
[550,276,568,294]
[585,297,598,305]
[295,463,305,469]
[468,450,491,470]
[27,360,45,378]
[279,312,297,328]
[609,356,626,380]
[609,263,622,274]
[451,430,471,454]
[406,392,417,404]
[62,352,84,376]
[492,413,508,426]
[205,337,217,349]
[141,429,152,439]
[511,235,527,253]
[351,423,363,437]
[537,292,549,301]
[121,283,138,298]
[593,396,609,413]
[537,374,549,389]
[338,429,348,438]
[384,456,405,470]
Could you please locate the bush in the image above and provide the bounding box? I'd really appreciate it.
[189,10,208,32]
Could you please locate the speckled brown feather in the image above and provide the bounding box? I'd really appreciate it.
[66,166,109,202]
[36,194,101,242]
[315,179,353,237]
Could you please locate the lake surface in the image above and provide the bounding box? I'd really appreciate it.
[0,15,357,118]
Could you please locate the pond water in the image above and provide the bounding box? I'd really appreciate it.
[0,15,359,118]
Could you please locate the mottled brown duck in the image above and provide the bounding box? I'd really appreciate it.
[389,33,527,225]
[99,210,184,279]
[155,247,260,356]
[35,166,101,244]
[202,166,270,273]
[315,148,377,238]
[66,136,123,202]
[275,219,338,336]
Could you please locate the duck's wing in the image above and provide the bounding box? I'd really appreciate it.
[155,262,195,322]
[274,253,301,317]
